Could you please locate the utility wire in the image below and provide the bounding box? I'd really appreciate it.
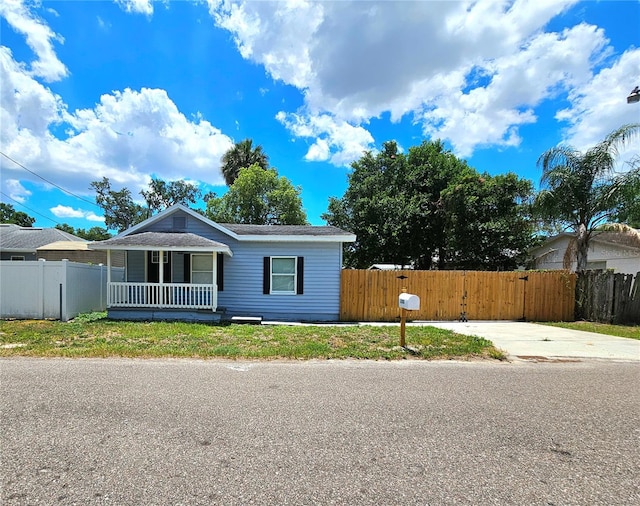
[0,191,61,226]
[0,151,100,208]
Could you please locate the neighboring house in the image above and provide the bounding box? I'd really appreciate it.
[36,241,125,267]
[368,264,414,270]
[530,231,640,274]
[89,204,356,322]
[0,224,85,261]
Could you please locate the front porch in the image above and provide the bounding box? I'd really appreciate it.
[108,282,217,310]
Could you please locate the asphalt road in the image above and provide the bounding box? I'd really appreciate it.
[2,358,639,505]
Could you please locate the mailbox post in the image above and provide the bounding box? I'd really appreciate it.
[398,290,420,347]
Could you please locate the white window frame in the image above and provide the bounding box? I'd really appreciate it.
[151,251,168,264]
[270,256,297,295]
[191,254,214,284]
[10,255,25,261]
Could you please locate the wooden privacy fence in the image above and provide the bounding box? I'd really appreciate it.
[340,270,576,322]
[576,270,640,324]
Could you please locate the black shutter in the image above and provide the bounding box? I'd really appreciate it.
[263,257,270,294]
[296,256,304,295]
[183,253,191,283]
[217,253,224,291]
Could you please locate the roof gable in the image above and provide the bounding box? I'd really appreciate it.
[117,204,356,242]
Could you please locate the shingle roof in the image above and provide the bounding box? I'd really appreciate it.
[90,232,230,251]
[0,224,86,251]
[220,223,350,236]
[592,230,640,250]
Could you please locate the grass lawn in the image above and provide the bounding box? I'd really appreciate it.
[542,321,640,340]
[0,312,504,360]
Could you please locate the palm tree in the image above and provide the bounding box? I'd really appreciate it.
[536,123,639,271]
[220,139,269,186]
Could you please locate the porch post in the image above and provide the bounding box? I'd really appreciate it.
[106,250,112,307]
[159,249,164,306]
[211,251,217,312]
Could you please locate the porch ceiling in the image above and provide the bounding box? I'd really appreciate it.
[88,232,232,256]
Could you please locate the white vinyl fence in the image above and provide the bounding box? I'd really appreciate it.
[0,260,124,321]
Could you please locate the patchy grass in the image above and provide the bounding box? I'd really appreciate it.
[0,315,504,360]
[542,321,640,340]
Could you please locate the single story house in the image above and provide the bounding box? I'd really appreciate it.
[530,231,640,274]
[0,224,85,261]
[89,204,356,322]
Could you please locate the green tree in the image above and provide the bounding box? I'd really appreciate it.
[206,164,307,225]
[90,178,146,232]
[0,203,35,227]
[221,139,269,186]
[441,173,537,270]
[56,224,111,241]
[55,223,76,235]
[612,176,640,228]
[324,141,415,268]
[140,178,201,215]
[404,140,476,269]
[323,140,536,270]
[536,123,640,271]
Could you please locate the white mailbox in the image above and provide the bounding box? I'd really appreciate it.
[399,293,420,311]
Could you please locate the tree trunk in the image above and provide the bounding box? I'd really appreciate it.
[576,223,589,271]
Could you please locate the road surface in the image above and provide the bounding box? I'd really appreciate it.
[2,358,639,505]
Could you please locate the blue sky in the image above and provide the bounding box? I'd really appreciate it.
[1,0,639,230]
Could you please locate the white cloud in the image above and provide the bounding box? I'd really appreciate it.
[85,212,105,223]
[276,111,375,166]
[116,0,154,16]
[50,205,106,222]
[556,48,640,152]
[1,2,234,210]
[208,0,633,162]
[50,205,85,218]
[0,0,68,82]
[97,16,111,31]
[4,179,31,204]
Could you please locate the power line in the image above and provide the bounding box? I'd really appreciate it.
[0,191,61,226]
[0,151,100,208]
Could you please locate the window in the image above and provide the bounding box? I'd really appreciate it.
[10,256,25,261]
[151,251,168,264]
[271,257,296,294]
[263,256,304,295]
[173,216,186,231]
[191,254,213,284]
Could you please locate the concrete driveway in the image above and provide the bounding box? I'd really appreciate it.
[426,321,640,361]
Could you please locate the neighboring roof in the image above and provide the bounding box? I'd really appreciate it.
[592,230,640,250]
[115,204,356,243]
[89,232,232,256]
[368,264,414,270]
[37,241,91,251]
[531,230,640,255]
[0,224,86,252]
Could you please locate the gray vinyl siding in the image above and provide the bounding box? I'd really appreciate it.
[127,209,344,321]
[218,242,342,321]
[1,251,36,261]
[172,252,185,283]
[126,251,145,282]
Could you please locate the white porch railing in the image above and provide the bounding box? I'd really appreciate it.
[108,282,217,310]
